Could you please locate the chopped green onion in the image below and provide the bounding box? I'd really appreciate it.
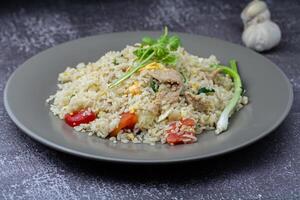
[198,87,215,94]
[150,79,159,92]
[113,58,119,65]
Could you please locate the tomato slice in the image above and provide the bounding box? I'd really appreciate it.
[110,112,138,137]
[181,118,195,127]
[167,132,196,145]
[166,133,184,145]
[166,118,197,145]
[166,122,177,133]
[64,109,96,127]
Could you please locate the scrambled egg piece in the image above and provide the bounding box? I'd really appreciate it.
[129,104,139,113]
[128,81,141,95]
[191,82,200,90]
[126,133,135,141]
[140,62,166,71]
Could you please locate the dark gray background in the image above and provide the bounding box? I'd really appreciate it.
[1,0,299,199]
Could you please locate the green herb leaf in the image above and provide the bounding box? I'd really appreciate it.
[160,54,177,65]
[113,58,119,65]
[142,37,155,46]
[69,94,75,99]
[155,48,168,58]
[150,79,159,92]
[180,71,187,83]
[241,86,246,95]
[133,49,143,57]
[168,36,180,51]
[109,26,181,88]
[198,87,215,94]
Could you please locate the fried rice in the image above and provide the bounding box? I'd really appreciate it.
[47,45,248,145]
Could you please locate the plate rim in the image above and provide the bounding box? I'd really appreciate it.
[3,31,294,163]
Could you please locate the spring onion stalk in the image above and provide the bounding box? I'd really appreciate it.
[229,59,238,72]
[215,61,242,134]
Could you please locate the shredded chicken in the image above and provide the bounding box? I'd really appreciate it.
[148,68,184,107]
[184,92,215,112]
[144,101,161,116]
[148,69,183,88]
[156,90,181,105]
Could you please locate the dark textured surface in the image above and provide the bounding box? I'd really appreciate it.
[0,0,299,199]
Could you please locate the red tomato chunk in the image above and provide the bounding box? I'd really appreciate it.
[166,118,197,145]
[110,112,138,137]
[181,118,196,127]
[64,109,96,127]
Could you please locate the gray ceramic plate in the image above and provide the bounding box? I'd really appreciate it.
[4,32,293,163]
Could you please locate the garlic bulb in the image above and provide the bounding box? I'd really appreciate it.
[242,21,281,52]
[241,0,281,52]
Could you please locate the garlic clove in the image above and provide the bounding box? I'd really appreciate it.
[242,20,281,52]
[241,0,269,26]
[246,9,271,28]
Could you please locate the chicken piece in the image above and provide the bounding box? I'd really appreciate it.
[156,90,181,105]
[145,101,161,116]
[149,68,183,104]
[147,69,184,117]
[185,92,214,112]
[148,69,183,88]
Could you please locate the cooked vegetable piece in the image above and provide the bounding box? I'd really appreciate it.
[179,71,188,83]
[212,60,243,134]
[166,118,197,145]
[181,118,196,126]
[110,112,138,137]
[64,109,96,127]
[229,59,238,72]
[166,132,196,145]
[150,79,159,92]
[113,58,119,65]
[197,87,215,94]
